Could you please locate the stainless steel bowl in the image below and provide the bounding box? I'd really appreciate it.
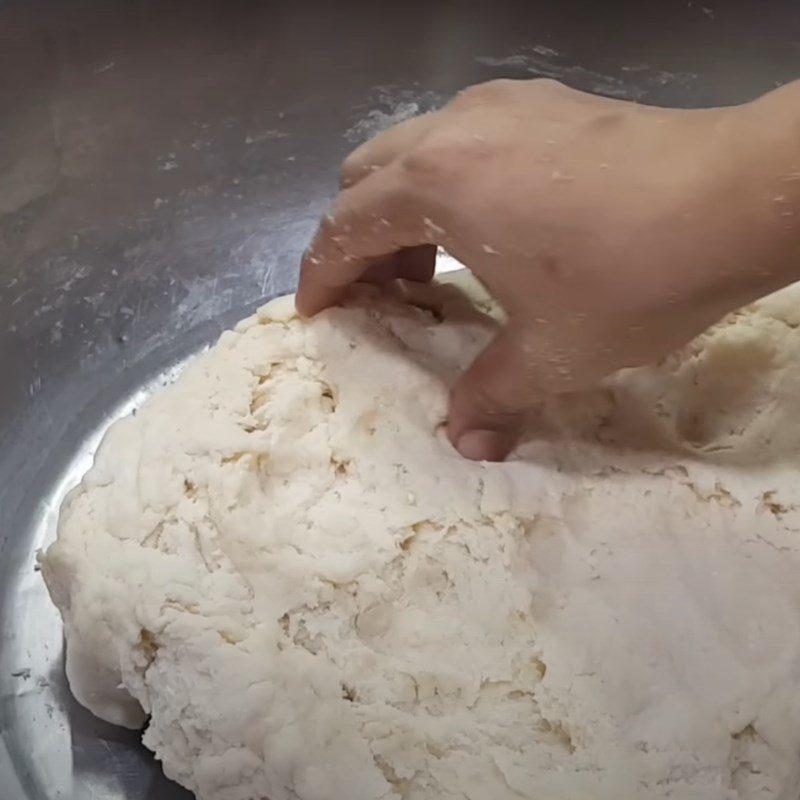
[2,2,799,798]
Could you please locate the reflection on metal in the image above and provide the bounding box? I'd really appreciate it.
[1,355,200,800]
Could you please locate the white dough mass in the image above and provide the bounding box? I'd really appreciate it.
[42,274,800,800]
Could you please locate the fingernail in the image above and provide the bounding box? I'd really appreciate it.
[455,429,511,462]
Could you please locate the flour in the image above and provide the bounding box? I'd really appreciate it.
[43,274,800,799]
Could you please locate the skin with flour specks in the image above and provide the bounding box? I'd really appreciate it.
[298,78,800,462]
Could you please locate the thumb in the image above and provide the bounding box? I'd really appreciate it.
[447,327,559,462]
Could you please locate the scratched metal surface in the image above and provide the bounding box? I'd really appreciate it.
[2,1,800,798]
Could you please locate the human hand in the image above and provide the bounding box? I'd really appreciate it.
[296,78,800,460]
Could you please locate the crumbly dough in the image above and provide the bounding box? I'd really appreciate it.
[42,274,800,800]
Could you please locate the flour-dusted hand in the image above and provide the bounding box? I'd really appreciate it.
[297,78,800,460]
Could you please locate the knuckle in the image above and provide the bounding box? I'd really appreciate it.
[528,77,564,93]
[450,78,519,109]
[458,368,528,419]
[309,207,351,259]
[450,78,569,114]
[400,147,436,177]
[526,78,587,106]
[400,140,462,192]
[467,382,515,418]
[316,207,338,239]
[339,152,375,188]
[339,157,359,188]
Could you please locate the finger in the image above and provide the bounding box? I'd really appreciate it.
[361,246,437,285]
[397,244,437,282]
[340,112,438,188]
[447,325,577,461]
[296,164,428,317]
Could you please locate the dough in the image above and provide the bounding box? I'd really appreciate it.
[42,274,800,800]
